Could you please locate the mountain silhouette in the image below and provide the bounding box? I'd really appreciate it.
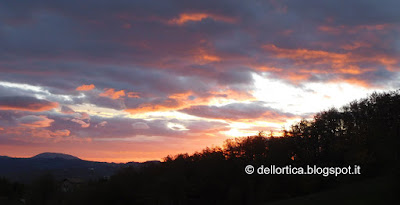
[0,153,155,182]
[32,152,81,160]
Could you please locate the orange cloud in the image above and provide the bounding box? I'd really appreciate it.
[99,88,126,99]
[254,65,373,85]
[168,13,236,25]
[285,72,312,82]
[125,98,183,113]
[125,89,255,114]
[125,92,190,114]
[255,44,399,86]
[263,44,349,62]
[262,44,397,73]
[201,54,221,62]
[191,47,222,64]
[76,84,95,91]
[336,65,368,75]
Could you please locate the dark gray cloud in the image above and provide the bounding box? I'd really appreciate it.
[0,0,398,99]
[285,0,400,26]
[180,101,294,121]
[0,96,59,112]
[60,105,75,114]
[0,0,398,120]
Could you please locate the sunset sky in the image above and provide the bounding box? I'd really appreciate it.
[0,0,399,162]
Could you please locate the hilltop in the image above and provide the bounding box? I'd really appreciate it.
[32,152,81,160]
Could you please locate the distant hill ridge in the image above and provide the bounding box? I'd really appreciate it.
[32,152,81,160]
[0,152,160,182]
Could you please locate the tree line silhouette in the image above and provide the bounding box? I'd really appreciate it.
[1,91,398,204]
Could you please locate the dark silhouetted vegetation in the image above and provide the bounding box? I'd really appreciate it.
[0,177,24,203]
[1,91,398,204]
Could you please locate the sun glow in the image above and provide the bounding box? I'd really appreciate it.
[252,73,382,115]
[222,128,256,137]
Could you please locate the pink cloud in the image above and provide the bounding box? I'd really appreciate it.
[71,119,90,128]
[18,115,54,128]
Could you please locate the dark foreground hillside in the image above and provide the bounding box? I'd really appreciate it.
[0,91,399,205]
[264,175,395,205]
